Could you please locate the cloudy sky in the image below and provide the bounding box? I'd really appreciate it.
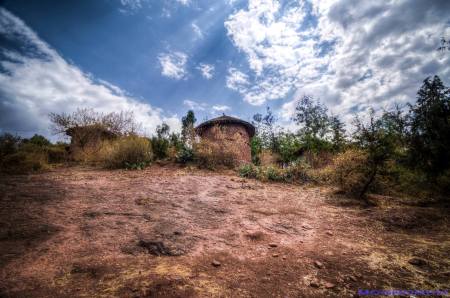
[1,0,449,138]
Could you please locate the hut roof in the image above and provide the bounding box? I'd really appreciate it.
[195,115,255,137]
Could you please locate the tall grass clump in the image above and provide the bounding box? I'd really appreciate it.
[102,136,152,169]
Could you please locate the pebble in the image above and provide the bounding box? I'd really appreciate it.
[326,231,333,236]
[272,253,279,257]
[314,261,324,269]
[268,243,278,248]
[349,276,357,282]
[310,281,320,288]
[211,260,221,267]
[324,282,336,289]
[408,257,427,267]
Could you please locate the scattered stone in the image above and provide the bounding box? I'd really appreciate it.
[326,231,333,236]
[173,231,182,235]
[324,282,336,289]
[302,224,313,230]
[349,276,357,282]
[282,256,287,260]
[272,253,279,257]
[408,257,427,267]
[212,260,221,267]
[314,261,324,269]
[138,240,182,256]
[268,243,278,248]
[310,281,320,288]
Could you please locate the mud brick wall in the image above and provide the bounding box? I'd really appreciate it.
[197,123,252,164]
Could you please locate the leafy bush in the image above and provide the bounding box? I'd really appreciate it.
[27,134,51,147]
[151,123,170,160]
[102,136,152,169]
[0,133,21,160]
[176,146,194,164]
[265,166,284,182]
[47,144,68,163]
[0,150,48,174]
[239,163,257,178]
[239,162,311,183]
[326,149,370,196]
[283,161,311,183]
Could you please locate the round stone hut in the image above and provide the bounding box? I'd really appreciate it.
[195,115,255,164]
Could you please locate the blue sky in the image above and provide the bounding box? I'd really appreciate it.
[1,0,449,138]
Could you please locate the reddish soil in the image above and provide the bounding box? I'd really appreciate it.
[0,165,449,297]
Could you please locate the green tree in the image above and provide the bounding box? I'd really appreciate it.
[329,115,346,151]
[353,109,397,200]
[181,110,196,147]
[293,95,330,139]
[409,75,450,176]
[252,107,278,152]
[151,123,170,160]
[28,134,51,147]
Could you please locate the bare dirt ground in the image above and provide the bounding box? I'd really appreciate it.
[0,165,449,297]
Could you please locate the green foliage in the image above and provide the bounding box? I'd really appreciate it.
[352,110,398,199]
[252,107,278,151]
[102,136,152,169]
[250,136,262,165]
[176,145,194,164]
[238,162,311,183]
[409,75,450,176]
[0,151,48,174]
[27,134,51,147]
[238,163,258,178]
[276,132,302,164]
[0,133,21,159]
[329,116,346,151]
[47,144,68,163]
[181,110,196,146]
[294,95,330,139]
[151,123,170,160]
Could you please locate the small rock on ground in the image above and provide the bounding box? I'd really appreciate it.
[310,281,320,288]
[314,260,324,269]
[211,260,221,267]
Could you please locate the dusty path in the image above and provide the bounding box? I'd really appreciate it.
[0,165,449,297]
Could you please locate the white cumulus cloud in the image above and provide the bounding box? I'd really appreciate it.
[197,63,214,79]
[225,0,450,124]
[158,51,188,80]
[183,99,208,111]
[0,8,180,138]
[212,105,231,112]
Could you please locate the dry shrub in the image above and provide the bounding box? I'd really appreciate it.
[0,146,49,174]
[100,136,152,169]
[302,150,334,169]
[67,125,117,162]
[238,161,311,183]
[194,125,244,169]
[324,149,369,195]
[259,150,280,166]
